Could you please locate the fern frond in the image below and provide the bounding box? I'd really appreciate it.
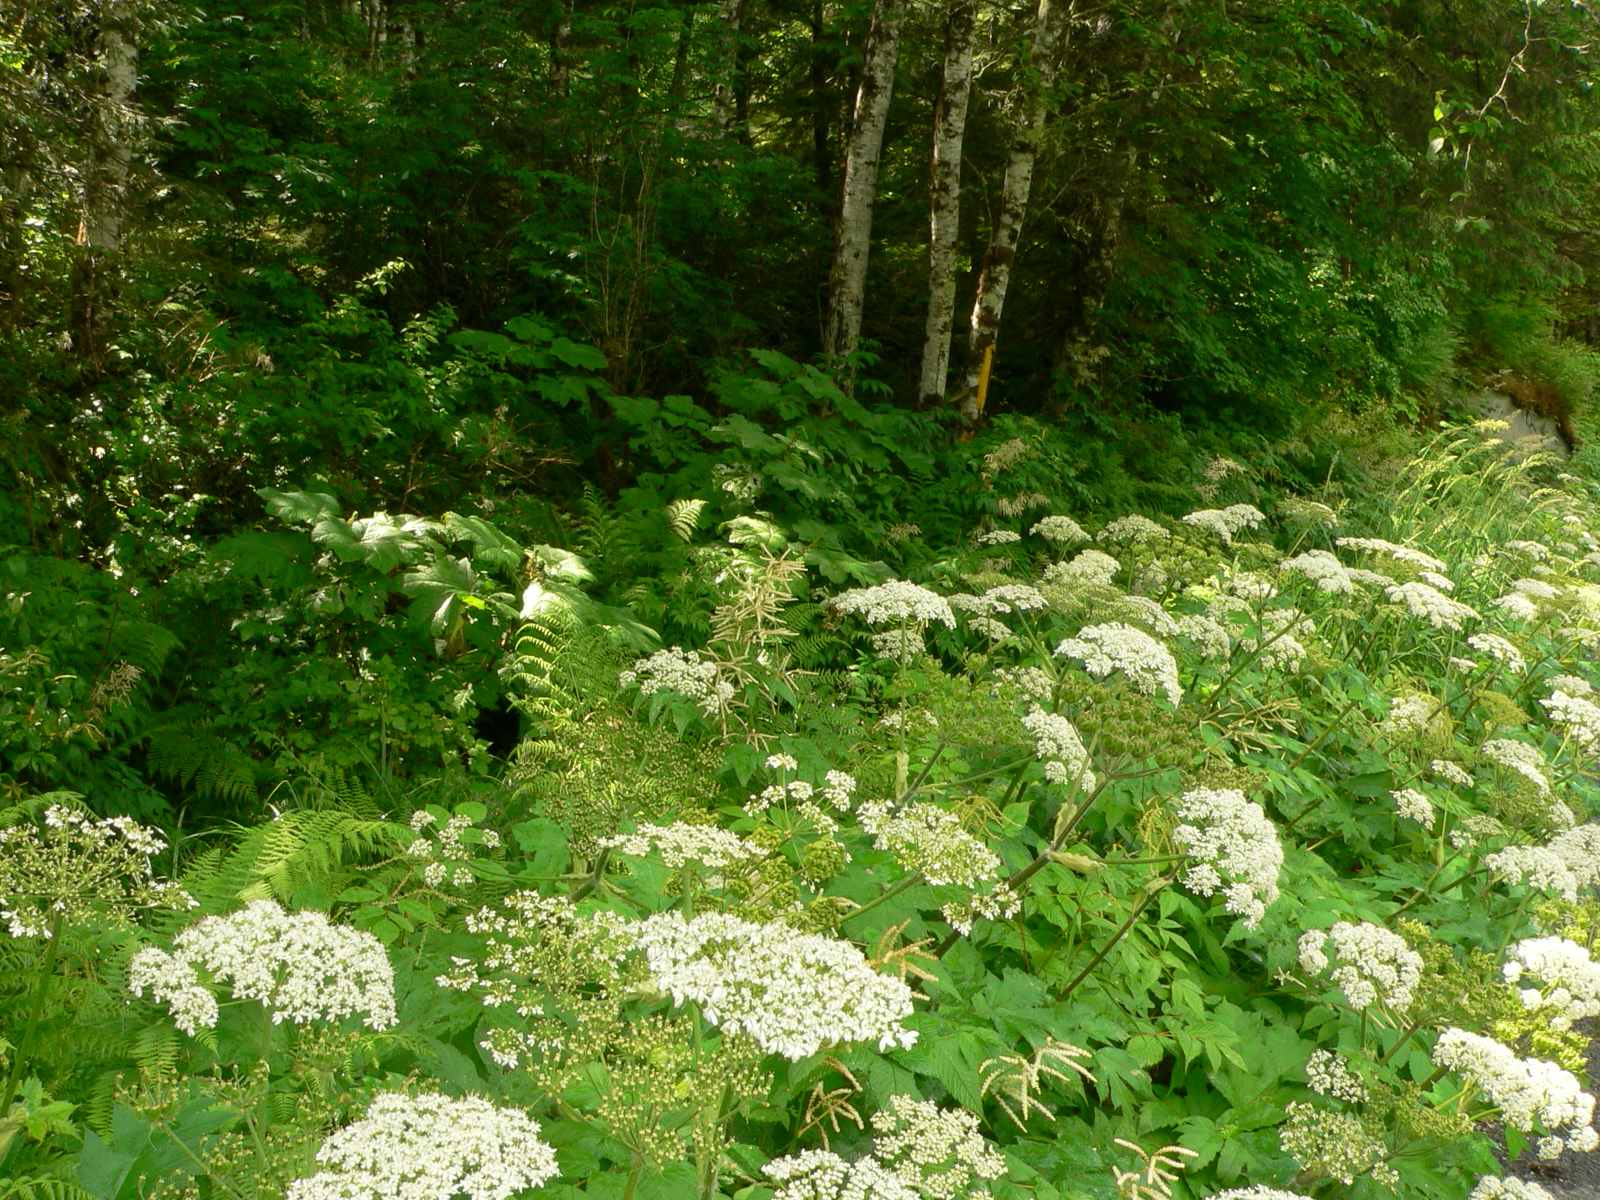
[146,724,259,808]
[665,498,708,542]
[0,1177,96,1200]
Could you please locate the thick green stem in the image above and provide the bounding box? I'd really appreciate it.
[841,874,921,926]
[1059,878,1170,1000]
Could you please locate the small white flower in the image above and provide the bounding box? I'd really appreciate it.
[1392,788,1435,829]
[1055,622,1182,706]
[1172,788,1282,929]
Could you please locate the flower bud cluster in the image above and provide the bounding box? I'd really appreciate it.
[1055,623,1183,707]
[1469,1178,1557,1200]
[1430,1028,1598,1156]
[599,822,765,885]
[134,899,397,1033]
[870,1095,1006,1199]
[1175,612,1232,660]
[1298,922,1422,1012]
[406,808,499,889]
[1172,787,1282,929]
[1099,514,1170,545]
[286,1092,558,1200]
[1278,1102,1397,1188]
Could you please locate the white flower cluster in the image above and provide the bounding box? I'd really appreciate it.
[976,529,1021,546]
[1020,707,1095,792]
[1431,759,1474,788]
[1504,937,1600,1031]
[1030,515,1089,544]
[1485,845,1579,902]
[1481,739,1552,794]
[1306,1049,1367,1103]
[1391,788,1435,829]
[1549,674,1595,697]
[285,1092,558,1200]
[1181,503,1266,545]
[950,585,1048,616]
[1514,577,1562,600]
[1055,623,1182,707]
[1281,550,1355,594]
[406,808,500,889]
[870,1095,1006,1199]
[1507,539,1553,562]
[993,665,1054,705]
[1172,787,1283,929]
[1042,549,1121,589]
[1099,514,1170,545]
[1469,1177,1557,1200]
[130,899,398,1033]
[1382,694,1439,738]
[1279,497,1338,528]
[1467,633,1526,673]
[1551,824,1600,887]
[1298,922,1422,1012]
[872,629,927,662]
[632,912,918,1059]
[1493,592,1540,623]
[1212,1190,1315,1200]
[1430,1028,1598,1157]
[763,1150,918,1200]
[598,822,764,883]
[1542,689,1600,754]
[1278,1102,1397,1189]
[1335,537,1448,574]
[1384,581,1480,631]
[618,647,735,718]
[1175,612,1232,660]
[830,581,956,628]
[863,801,1001,890]
[0,804,195,938]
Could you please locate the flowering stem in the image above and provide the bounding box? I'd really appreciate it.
[1378,1019,1426,1066]
[841,875,922,927]
[0,911,63,1118]
[571,848,613,902]
[1058,878,1171,1001]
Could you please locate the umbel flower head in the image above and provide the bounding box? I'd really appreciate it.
[1020,707,1095,792]
[1297,922,1422,1013]
[1503,937,1600,1031]
[0,801,195,938]
[618,646,735,719]
[1055,623,1183,707]
[1171,787,1282,929]
[1430,1028,1599,1157]
[286,1092,558,1200]
[129,899,397,1035]
[633,911,918,1059]
[829,580,956,628]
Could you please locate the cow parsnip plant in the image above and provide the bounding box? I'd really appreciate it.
[10,422,1600,1200]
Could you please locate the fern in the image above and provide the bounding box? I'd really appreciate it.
[146,723,259,808]
[0,1178,95,1200]
[665,497,708,542]
[184,811,403,909]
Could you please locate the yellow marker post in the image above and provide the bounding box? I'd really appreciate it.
[975,342,995,417]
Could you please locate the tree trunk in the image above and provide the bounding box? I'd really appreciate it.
[810,0,832,199]
[712,0,745,135]
[917,0,977,406]
[821,0,902,367]
[958,0,1070,422]
[71,0,138,366]
[550,0,575,94]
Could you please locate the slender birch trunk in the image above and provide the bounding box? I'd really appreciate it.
[821,0,902,366]
[72,0,137,363]
[958,0,1070,421]
[917,0,977,405]
[550,0,574,94]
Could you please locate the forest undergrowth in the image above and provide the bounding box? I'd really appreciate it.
[10,410,1600,1200]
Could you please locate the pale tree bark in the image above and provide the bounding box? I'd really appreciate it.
[712,0,745,135]
[550,0,575,94]
[917,0,977,405]
[72,0,138,364]
[821,0,903,366]
[958,0,1070,422]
